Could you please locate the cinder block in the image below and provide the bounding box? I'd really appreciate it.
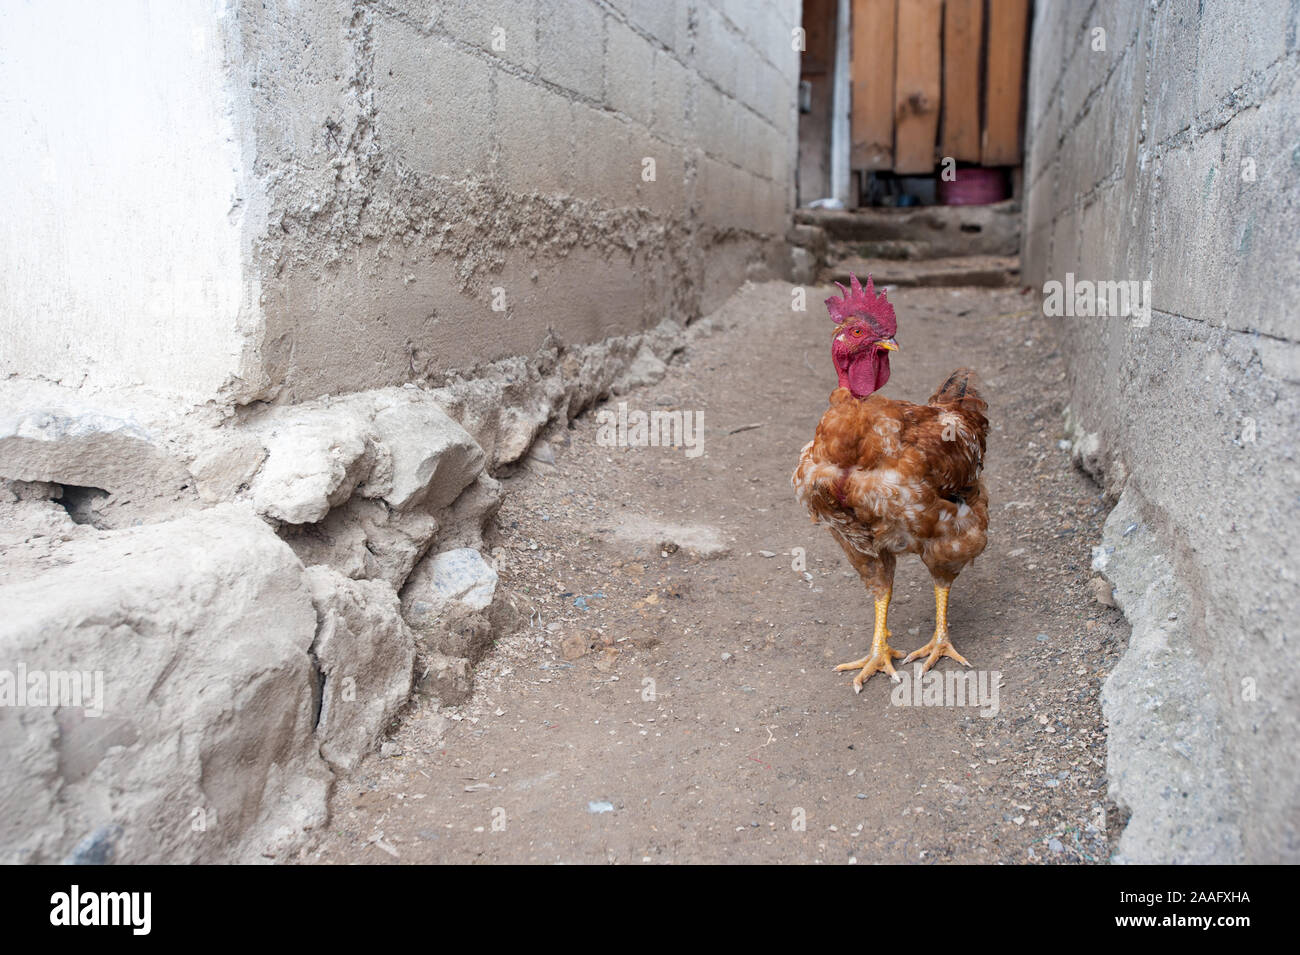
[372,25,493,178]
[762,122,788,183]
[1021,170,1057,285]
[607,0,680,51]
[734,51,765,115]
[1078,180,1134,285]
[1145,137,1204,321]
[495,244,652,343]
[1213,67,1300,341]
[1117,139,1157,285]
[696,155,733,229]
[1019,222,1051,290]
[1077,64,1128,192]
[1049,123,1084,220]
[1194,0,1292,116]
[1025,2,1067,129]
[605,16,655,122]
[1156,78,1299,341]
[765,58,798,125]
[739,110,770,179]
[571,104,641,207]
[1045,205,1081,282]
[753,175,787,235]
[651,50,691,143]
[1058,0,1145,129]
[736,167,769,234]
[741,114,771,181]
[735,57,786,128]
[721,166,754,233]
[754,2,800,71]
[1023,91,1061,192]
[537,0,606,100]
[439,0,540,73]
[715,0,749,34]
[239,1,352,171]
[634,136,686,215]
[496,73,576,195]
[695,82,737,161]
[1147,0,1201,147]
[694,3,739,98]
[1057,42,1107,137]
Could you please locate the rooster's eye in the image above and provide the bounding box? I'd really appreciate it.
[851,328,863,336]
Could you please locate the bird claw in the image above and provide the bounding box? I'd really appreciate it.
[903,632,970,672]
[836,644,903,691]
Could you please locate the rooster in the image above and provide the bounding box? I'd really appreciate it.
[793,274,989,692]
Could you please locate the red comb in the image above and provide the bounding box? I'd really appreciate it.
[825,273,897,337]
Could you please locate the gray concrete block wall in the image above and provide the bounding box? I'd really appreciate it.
[1022,0,1300,863]
[245,0,801,402]
[1,0,800,404]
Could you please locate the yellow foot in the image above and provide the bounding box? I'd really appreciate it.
[903,631,970,672]
[835,641,904,691]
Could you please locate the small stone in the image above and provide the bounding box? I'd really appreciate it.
[63,825,124,866]
[412,548,498,613]
[560,633,590,661]
[528,441,556,465]
[380,741,403,758]
[1089,576,1116,608]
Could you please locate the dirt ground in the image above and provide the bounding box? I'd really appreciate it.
[303,279,1129,865]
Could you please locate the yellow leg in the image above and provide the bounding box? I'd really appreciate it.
[903,584,971,672]
[834,589,903,691]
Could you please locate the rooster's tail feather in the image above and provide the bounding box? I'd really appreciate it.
[929,367,984,408]
[929,367,989,452]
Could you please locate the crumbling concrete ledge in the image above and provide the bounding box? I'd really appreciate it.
[0,505,335,864]
[1066,382,1298,864]
[1093,489,1243,863]
[0,310,697,863]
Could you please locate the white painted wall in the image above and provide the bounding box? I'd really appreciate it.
[0,0,802,407]
[0,0,257,397]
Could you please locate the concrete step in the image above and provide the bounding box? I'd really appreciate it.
[825,254,1021,288]
[795,200,1020,259]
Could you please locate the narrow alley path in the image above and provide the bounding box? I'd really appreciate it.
[307,279,1128,864]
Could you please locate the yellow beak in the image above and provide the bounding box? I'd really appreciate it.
[878,338,899,351]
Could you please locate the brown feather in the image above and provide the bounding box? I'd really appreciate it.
[792,370,990,587]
